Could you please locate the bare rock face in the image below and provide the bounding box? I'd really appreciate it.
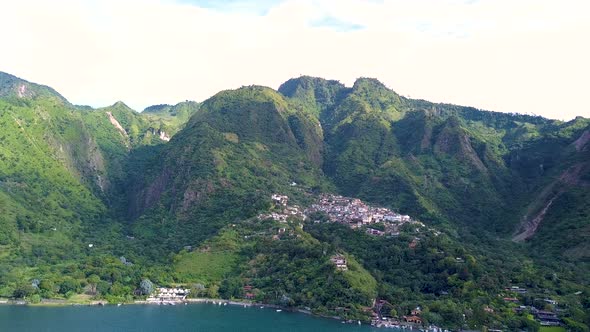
[573,130,590,152]
[106,111,128,137]
[513,192,560,242]
[159,130,171,142]
[129,168,172,218]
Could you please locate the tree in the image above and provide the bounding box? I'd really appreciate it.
[13,283,36,299]
[87,275,100,295]
[139,278,154,295]
[390,308,398,317]
[96,280,111,295]
[219,278,243,299]
[207,284,219,298]
[59,278,80,295]
[39,279,55,294]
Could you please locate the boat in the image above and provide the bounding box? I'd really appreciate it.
[117,303,122,307]
[358,321,361,325]
[276,309,282,312]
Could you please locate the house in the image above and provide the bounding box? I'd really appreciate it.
[535,310,561,326]
[484,306,494,313]
[506,286,527,294]
[271,194,289,206]
[366,228,385,236]
[245,293,255,299]
[409,239,419,249]
[330,254,348,271]
[503,297,519,303]
[411,307,422,316]
[404,315,422,324]
[384,214,402,222]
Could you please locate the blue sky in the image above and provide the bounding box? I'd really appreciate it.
[177,0,284,15]
[180,0,366,31]
[1,0,588,120]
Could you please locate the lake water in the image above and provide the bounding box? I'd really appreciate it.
[0,303,387,331]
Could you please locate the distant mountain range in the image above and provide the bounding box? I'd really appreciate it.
[0,71,588,330]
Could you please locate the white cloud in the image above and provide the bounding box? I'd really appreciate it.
[0,0,588,120]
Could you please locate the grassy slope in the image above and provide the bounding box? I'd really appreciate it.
[172,218,377,320]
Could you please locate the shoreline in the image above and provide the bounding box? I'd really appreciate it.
[1,297,427,330]
[0,297,368,326]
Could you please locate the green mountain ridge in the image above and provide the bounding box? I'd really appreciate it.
[0,72,69,104]
[0,72,588,330]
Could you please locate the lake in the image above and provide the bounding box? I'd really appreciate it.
[0,303,388,331]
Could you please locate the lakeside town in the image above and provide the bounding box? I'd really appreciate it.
[259,193,429,238]
[257,193,568,330]
[1,192,571,331]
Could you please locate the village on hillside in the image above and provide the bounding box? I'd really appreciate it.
[304,193,426,236]
[258,192,427,238]
[256,192,569,330]
[135,193,567,330]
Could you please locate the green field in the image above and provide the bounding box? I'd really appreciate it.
[540,327,566,332]
[173,250,238,284]
[173,229,243,284]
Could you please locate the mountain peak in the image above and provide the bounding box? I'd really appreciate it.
[143,104,172,114]
[0,71,69,104]
[109,101,135,112]
[352,77,390,92]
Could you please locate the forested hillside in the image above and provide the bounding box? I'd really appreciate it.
[0,71,588,330]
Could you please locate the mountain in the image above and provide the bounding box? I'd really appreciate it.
[126,86,328,254]
[0,72,588,330]
[0,71,192,303]
[0,72,69,104]
[0,75,108,289]
[281,76,590,244]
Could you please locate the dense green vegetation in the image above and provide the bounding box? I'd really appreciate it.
[0,71,588,330]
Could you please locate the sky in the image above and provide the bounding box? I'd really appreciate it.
[1,0,589,120]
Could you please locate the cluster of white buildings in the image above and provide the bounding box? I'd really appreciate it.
[258,193,427,238]
[146,287,191,304]
[258,194,306,222]
[305,194,416,235]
